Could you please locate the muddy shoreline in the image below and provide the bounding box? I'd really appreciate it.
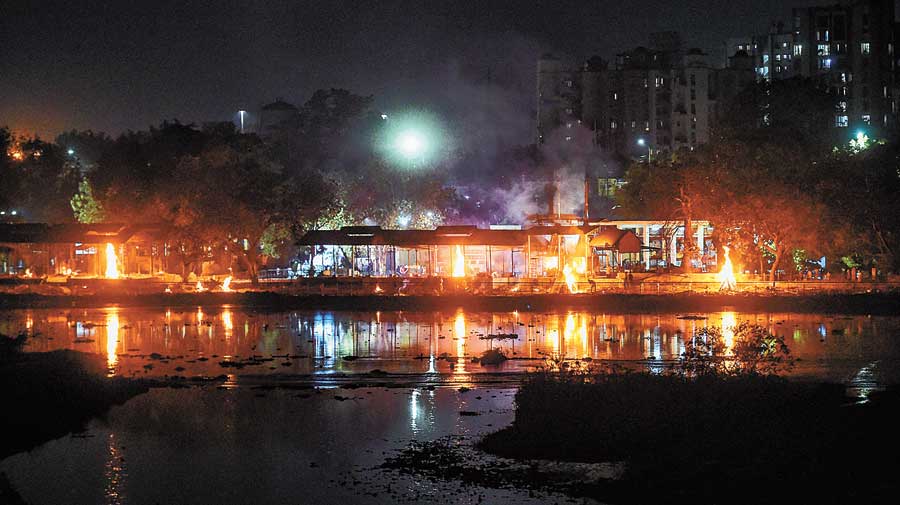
[2,291,900,314]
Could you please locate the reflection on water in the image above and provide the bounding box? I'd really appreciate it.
[721,311,736,354]
[104,432,125,505]
[106,309,119,373]
[2,307,900,385]
[0,388,530,505]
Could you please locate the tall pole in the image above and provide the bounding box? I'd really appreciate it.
[583,172,590,226]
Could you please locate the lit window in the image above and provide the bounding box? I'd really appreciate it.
[631,120,636,129]
[839,101,847,111]
[884,86,889,98]
[861,42,871,55]
[644,120,650,131]
[763,54,770,64]
[565,135,572,141]
[566,80,573,87]
[818,44,830,56]
[610,120,617,129]
[862,114,871,124]
[643,78,648,88]
[835,115,849,127]
[794,45,803,56]
[613,92,618,100]
[783,42,788,48]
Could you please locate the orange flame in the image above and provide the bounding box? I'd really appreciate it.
[544,256,559,271]
[374,284,384,293]
[452,245,466,277]
[196,281,206,292]
[573,257,587,275]
[105,243,119,279]
[221,276,233,292]
[718,245,737,291]
[563,264,578,294]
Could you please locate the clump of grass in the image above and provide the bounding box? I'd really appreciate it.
[479,348,508,366]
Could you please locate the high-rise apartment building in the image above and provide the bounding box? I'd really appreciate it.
[723,0,896,133]
[537,32,754,160]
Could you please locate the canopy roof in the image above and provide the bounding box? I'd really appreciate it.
[589,227,642,253]
[298,224,646,252]
[0,223,160,244]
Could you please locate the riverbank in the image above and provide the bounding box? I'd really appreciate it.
[2,291,900,315]
[476,371,900,504]
[0,347,149,459]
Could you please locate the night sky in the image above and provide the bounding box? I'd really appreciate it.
[0,0,883,146]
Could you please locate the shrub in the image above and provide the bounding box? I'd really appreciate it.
[680,322,794,376]
[479,348,508,365]
[0,333,28,361]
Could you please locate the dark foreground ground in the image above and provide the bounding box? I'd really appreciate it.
[3,291,900,315]
[0,349,149,460]
[472,372,900,504]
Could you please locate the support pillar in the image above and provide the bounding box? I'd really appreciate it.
[697,224,705,269]
[670,231,678,267]
[643,226,651,271]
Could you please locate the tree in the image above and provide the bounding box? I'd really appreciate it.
[70,179,105,223]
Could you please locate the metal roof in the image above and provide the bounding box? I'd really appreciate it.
[0,223,155,244]
[297,225,603,248]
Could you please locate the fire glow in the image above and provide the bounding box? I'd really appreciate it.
[452,245,466,277]
[718,245,737,291]
[563,264,578,293]
[221,276,233,292]
[105,243,119,279]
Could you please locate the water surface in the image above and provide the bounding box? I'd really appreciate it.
[3,306,899,384]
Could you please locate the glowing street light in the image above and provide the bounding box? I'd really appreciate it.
[396,130,426,159]
[238,110,247,133]
[377,110,447,169]
[850,130,870,151]
[637,138,653,163]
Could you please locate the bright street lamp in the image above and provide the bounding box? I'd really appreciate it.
[377,110,446,169]
[637,138,652,163]
[396,130,426,159]
[238,110,247,133]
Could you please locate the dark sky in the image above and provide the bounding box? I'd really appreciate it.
[0,0,880,147]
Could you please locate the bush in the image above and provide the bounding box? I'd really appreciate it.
[680,321,794,376]
[0,333,28,361]
[479,348,508,366]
